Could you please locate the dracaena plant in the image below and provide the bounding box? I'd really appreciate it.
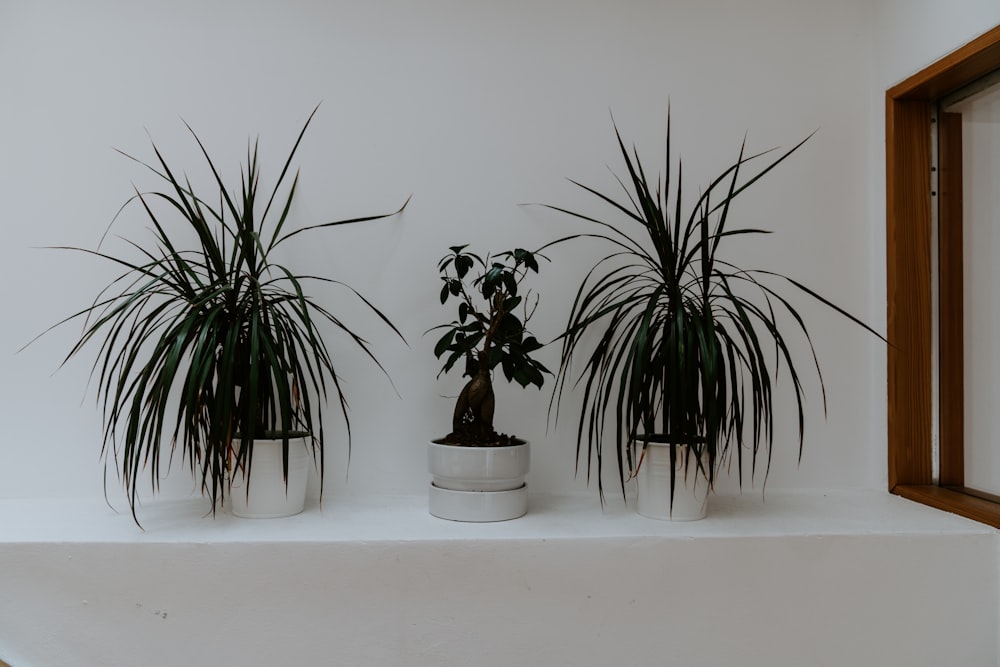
[547,113,883,503]
[35,105,407,522]
[430,245,550,446]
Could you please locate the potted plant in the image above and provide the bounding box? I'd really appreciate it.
[427,245,550,521]
[547,114,883,520]
[36,106,407,524]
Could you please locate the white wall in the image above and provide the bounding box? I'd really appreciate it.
[1,491,996,667]
[5,532,996,667]
[3,3,1000,667]
[875,0,1000,88]
[0,0,915,506]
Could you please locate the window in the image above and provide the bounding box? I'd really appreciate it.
[887,23,1000,527]
[941,81,1000,498]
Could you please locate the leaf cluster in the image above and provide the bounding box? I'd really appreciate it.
[547,114,884,504]
[431,245,549,390]
[36,105,407,523]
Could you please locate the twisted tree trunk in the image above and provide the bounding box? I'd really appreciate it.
[450,352,497,443]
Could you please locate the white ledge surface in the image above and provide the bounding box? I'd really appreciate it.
[2,489,997,667]
[0,488,992,543]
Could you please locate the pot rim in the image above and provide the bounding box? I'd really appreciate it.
[234,430,311,440]
[430,437,528,449]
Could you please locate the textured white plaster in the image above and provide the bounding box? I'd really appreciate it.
[0,491,995,667]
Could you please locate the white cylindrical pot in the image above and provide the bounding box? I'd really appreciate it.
[428,439,529,521]
[230,437,310,519]
[636,442,709,521]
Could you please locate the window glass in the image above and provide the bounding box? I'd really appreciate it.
[948,84,1000,495]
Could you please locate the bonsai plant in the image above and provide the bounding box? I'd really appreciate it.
[426,245,550,521]
[36,105,407,523]
[546,114,883,519]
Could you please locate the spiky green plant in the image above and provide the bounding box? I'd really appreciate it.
[35,106,407,523]
[547,114,882,506]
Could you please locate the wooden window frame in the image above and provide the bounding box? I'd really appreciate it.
[887,24,1000,527]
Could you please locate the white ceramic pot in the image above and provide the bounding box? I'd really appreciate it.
[428,438,529,522]
[229,437,310,519]
[636,442,709,521]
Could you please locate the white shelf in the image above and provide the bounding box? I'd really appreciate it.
[2,489,996,667]
[0,488,991,544]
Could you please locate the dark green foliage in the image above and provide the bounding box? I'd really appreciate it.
[430,245,550,443]
[547,114,883,503]
[36,106,407,522]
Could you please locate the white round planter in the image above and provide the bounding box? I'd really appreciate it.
[229,437,310,519]
[636,442,709,521]
[428,438,529,522]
